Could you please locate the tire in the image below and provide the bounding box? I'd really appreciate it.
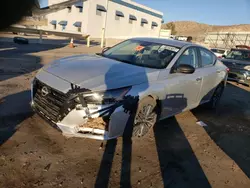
[207,83,224,109]
[130,97,158,138]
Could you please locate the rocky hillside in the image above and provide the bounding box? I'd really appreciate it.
[162,21,250,37]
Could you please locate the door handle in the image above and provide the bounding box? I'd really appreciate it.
[196,77,202,81]
[216,70,221,73]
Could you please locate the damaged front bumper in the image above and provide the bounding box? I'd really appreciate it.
[31,78,139,140]
[31,100,130,140]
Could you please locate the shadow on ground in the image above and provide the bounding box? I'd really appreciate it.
[0,40,66,144]
[192,83,250,178]
[94,116,211,187]
[153,117,211,187]
[0,41,65,81]
[0,90,33,145]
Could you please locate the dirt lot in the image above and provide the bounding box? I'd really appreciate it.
[0,42,250,188]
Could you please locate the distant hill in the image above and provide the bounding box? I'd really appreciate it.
[162,21,250,38]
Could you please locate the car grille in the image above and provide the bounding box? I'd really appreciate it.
[33,79,69,123]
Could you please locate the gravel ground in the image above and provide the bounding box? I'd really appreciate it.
[0,42,250,188]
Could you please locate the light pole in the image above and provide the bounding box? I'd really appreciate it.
[101,0,109,48]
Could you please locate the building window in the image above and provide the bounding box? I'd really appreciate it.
[129,15,137,24]
[62,25,66,31]
[115,10,124,21]
[141,18,148,27]
[151,22,158,29]
[53,24,57,30]
[67,6,71,13]
[96,4,107,16]
[79,7,83,13]
[96,10,102,16]
[78,27,81,32]
[115,15,120,21]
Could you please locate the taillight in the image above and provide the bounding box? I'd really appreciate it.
[226,68,230,72]
[218,56,222,59]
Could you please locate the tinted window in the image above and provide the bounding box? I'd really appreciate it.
[176,48,199,68]
[200,48,215,67]
[103,39,180,69]
[225,49,250,61]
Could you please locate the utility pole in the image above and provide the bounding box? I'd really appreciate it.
[101,0,109,48]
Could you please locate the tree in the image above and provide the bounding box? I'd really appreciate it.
[162,22,177,35]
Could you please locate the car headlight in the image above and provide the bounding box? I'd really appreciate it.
[75,87,131,105]
[244,65,250,71]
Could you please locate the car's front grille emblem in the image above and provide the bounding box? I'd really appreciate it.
[41,86,49,97]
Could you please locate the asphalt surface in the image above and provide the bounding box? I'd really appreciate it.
[0,42,250,188]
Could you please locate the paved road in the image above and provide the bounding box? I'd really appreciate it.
[0,42,250,188]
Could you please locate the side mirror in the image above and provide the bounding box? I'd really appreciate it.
[176,64,195,74]
[102,47,111,53]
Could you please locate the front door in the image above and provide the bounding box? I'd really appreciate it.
[160,47,203,118]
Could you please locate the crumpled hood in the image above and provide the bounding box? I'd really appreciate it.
[42,54,159,91]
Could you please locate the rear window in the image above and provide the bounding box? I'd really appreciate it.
[200,48,216,67]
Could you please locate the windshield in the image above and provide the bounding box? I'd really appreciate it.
[225,49,250,61]
[211,49,225,54]
[102,39,180,69]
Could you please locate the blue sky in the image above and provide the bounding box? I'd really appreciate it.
[135,0,250,25]
[38,0,250,25]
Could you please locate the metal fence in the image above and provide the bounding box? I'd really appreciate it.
[204,32,250,49]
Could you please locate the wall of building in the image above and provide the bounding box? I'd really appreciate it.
[43,3,85,32]
[84,0,163,38]
[42,0,163,40]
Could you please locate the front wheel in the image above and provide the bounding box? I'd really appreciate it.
[132,97,158,138]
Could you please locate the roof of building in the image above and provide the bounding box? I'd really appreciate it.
[132,37,198,48]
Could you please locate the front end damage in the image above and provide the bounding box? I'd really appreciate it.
[31,79,137,140]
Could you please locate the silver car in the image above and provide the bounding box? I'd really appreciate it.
[31,38,228,140]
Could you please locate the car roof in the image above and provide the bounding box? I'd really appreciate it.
[131,37,199,48]
[231,48,250,52]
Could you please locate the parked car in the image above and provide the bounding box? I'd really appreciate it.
[210,48,228,58]
[31,38,228,140]
[221,46,250,86]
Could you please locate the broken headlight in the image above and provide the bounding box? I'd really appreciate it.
[75,87,131,105]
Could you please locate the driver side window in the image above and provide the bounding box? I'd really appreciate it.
[175,47,199,68]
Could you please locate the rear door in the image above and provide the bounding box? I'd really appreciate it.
[161,47,203,118]
[197,47,219,103]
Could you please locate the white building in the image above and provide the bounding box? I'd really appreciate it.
[42,0,164,41]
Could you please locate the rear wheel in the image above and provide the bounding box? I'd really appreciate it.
[132,97,158,138]
[207,83,224,109]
